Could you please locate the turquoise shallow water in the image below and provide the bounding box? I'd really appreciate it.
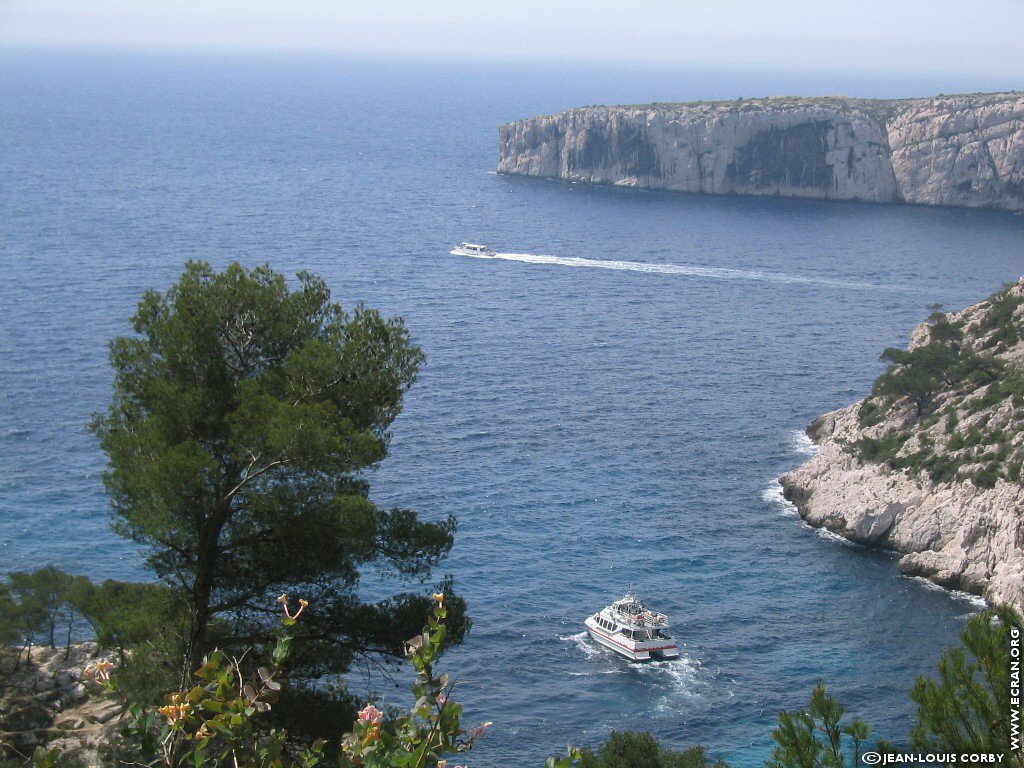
[2,50,1024,766]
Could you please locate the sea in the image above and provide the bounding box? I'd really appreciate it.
[2,50,1023,767]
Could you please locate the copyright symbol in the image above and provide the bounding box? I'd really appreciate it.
[863,752,882,765]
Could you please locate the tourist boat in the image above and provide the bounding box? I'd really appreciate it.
[450,242,497,257]
[584,590,679,662]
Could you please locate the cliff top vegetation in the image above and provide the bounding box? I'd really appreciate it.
[842,278,1024,489]
[511,91,1024,128]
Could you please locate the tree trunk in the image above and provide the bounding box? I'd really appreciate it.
[183,597,211,688]
[181,514,223,689]
[64,616,73,661]
[174,521,220,767]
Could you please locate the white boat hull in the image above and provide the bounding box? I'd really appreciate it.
[584,617,679,662]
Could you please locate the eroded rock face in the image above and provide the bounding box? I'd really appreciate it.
[779,402,1024,605]
[888,94,1024,209]
[498,93,1024,211]
[779,279,1024,608]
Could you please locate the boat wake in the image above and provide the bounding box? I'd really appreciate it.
[560,632,707,700]
[635,654,706,704]
[452,250,891,291]
[561,631,604,661]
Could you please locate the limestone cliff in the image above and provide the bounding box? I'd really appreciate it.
[498,93,1024,210]
[779,279,1024,607]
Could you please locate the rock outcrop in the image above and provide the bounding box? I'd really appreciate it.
[498,93,1024,211]
[780,279,1024,607]
[0,644,121,764]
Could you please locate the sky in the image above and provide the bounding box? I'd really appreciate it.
[2,0,1023,76]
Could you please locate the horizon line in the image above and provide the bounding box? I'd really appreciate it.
[1,40,1023,83]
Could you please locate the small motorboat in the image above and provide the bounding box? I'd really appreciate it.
[584,590,679,662]
[450,242,497,257]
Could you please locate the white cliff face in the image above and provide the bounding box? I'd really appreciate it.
[498,93,1024,211]
[780,403,1024,606]
[888,94,1024,209]
[779,279,1024,608]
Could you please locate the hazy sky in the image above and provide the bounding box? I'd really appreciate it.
[3,0,1023,75]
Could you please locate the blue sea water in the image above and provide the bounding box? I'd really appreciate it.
[2,50,1024,766]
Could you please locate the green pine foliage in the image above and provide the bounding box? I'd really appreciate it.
[579,731,727,768]
[910,606,1023,766]
[87,261,468,734]
[853,286,1024,488]
[765,683,875,768]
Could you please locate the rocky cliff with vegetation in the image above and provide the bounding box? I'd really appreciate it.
[780,279,1024,606]
[498,92,1024,210]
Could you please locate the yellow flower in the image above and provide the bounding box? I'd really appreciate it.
[85,660,114,683]
[432,592,444,604]
[157,693,193,725]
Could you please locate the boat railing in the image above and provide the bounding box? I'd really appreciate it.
[611,607,668,627]
[644,610,668,627]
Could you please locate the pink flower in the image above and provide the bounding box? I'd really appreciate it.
[437,695,447,706]
[357,704,383,724]
[277,593,309,620]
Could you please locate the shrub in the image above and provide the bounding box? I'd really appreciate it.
[857,399,884,428]
[579,731,726,768]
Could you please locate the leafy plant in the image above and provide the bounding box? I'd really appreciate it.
[339,592,497,768]
[92,595,324,768]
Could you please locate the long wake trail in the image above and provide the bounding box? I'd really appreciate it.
[452,251,899,291]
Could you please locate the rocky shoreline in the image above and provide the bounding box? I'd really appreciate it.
[779,279,1024,608]
[498,92,1024,211]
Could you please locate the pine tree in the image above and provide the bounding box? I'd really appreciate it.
[89,261,467,727]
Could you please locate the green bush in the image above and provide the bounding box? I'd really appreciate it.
[974,463,1001,489]
[580,731,726,768]
[976,288,1022,350]
[853,432,909,465]
[857,399,884,428]
[945,409,959,434]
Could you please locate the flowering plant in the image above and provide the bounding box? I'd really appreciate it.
[86,595,323,768]
[339,593,492,768]
[69,593,581,768]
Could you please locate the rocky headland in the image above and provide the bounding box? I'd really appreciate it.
[498,92,1024,210]
[780,279,1024,607]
